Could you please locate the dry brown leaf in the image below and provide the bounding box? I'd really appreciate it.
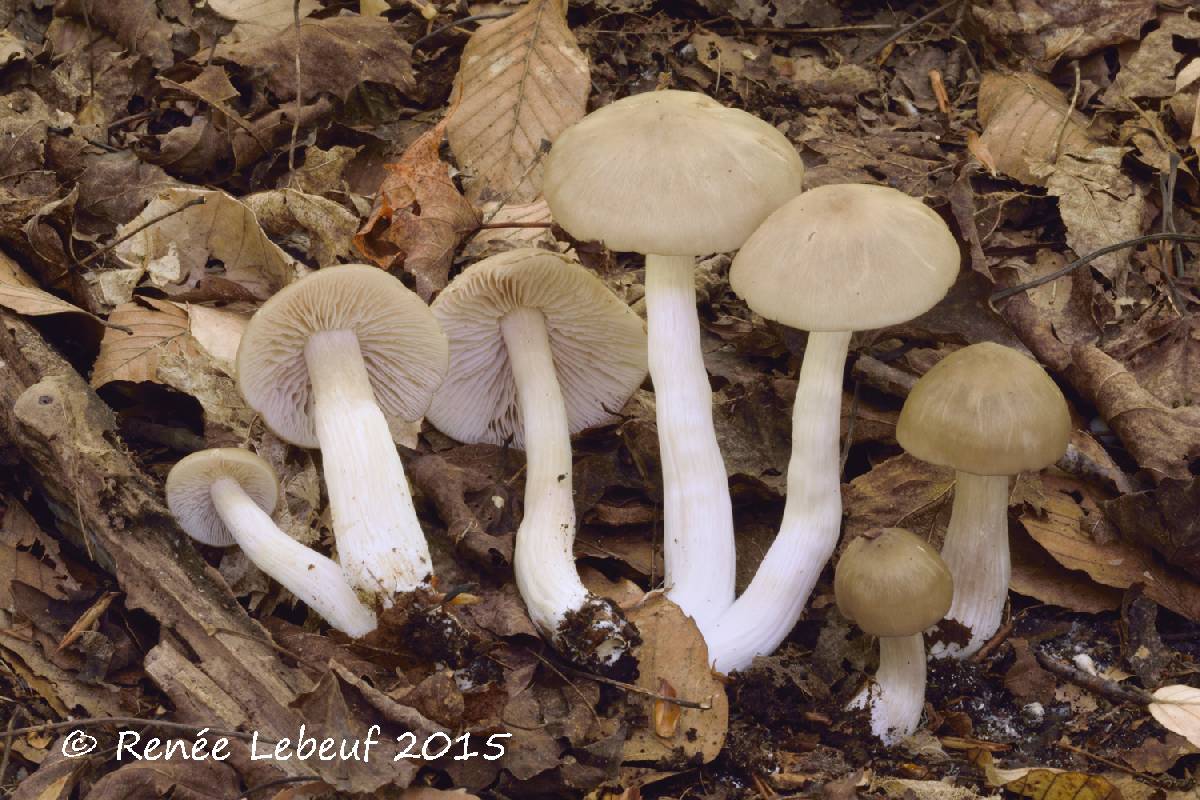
[243,188,358,268]
[1103,13,1200,101]
[622,594,728,764]
[843,453,955,541]
[83,759,240,800]
[1005,770,1121,800]
[1105,478,1200,580]
[969,0,1155,66]
[1010,526,1122,613]
[114,188,298,301]
[977,72,1098,186]
[1148,685,1200,749]
[91,297,197,387]
[465,198,555,259]
[1020,477,1200,621]
[447,0,589,204]
[208,0,319,43]
[0,251,94,322]
[355,120,479,299]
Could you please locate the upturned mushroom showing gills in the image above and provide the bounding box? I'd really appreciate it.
[236,265,448,606]
[835,528,952,744]
[426,249,647,674]
[706,183,960,674]
[897,342,1069,658]
[167,449,376,637]
[543,90,805,631]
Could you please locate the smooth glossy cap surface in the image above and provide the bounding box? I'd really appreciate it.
[834,527,953,637]
[731,183,960,331]
[167,448,279,546]
[427,249,647,449]
[236,265,449,448]
[543,90,805,256]
[897,342,1070,476]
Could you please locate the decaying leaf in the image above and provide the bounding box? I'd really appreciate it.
[1103,13,1200,101]
[1010,526,1122,613]
[208,0,320,43]
[843,453,955,541]
[355,120,480,299]
[447,0,589,204]
[114,188,298,301]
[465,198,555,259]
[970,0,1155,66]
[622,594,728,764]
[1148,685,1200,749]
[244,188,358,267]
[0,250,94,323]
[1105,477,1200,580]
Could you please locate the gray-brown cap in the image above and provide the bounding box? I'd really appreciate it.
[236,265,449,448]
[543,90,805,256]
[897,342,1070,476]
[731,183,960,331]
[167,448,279,546]
[834,527,953,637]
[426,249,647,449]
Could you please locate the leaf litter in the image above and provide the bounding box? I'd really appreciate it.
[1,0,1200,798]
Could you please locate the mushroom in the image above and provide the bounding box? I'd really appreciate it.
[897,341,1070,658]
[167,448,376,637]
[706,184,960,674]
[835,527,952,744]
[236,265,449,606]
[426,249,647,672]
[544,90,805,630]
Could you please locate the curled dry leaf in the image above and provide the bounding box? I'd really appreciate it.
[114,188,298,301]
[243,188,358,268]
[355,120,479,300]
[447,0,589,204]
[1148,685,1200,749]
[0,250,94,323]
[1105,477,1200,580]
[622,594,728,765]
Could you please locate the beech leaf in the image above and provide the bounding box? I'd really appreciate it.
[1149,685,1200,748]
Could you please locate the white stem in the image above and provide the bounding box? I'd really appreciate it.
[930,472,1010,659]
[500,308,590,634]
[210,477,376,637]
[706,330,850,673]
[645,253,736,631]
[849,634,928,744]
[305,330,432,604]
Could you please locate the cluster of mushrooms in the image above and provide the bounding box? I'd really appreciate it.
[164,90,1071,744]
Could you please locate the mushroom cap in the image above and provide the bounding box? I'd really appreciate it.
[543,90,805,256]
[834,527,953,638]
[730,183,961,331]
[426,249,647,449]
[897,342,1070,476]
[236,265,449,448]
[167,448,279,547]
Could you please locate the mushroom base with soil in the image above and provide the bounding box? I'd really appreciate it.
[704,330,850,673]
[848,633,928,745]
[501,307,640,674]
[304,329,433,605]
[929,471,1010,659]
[645,253,737,632]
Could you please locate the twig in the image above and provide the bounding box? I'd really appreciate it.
[56,591,120,653]
[990,232,1200,302]
[715,23,896,35]
[560,665,713,710]
[209,627,326,672]
[1157,154,1187,314]
[476,222,553,230]
[287,0,302,180]
[0,706,24,788]
[76,196,207,269]
[413,12,513,49]
[1034,651,1151,705]
[969,620,1013,663]
[1051,61,1081,164]
[527,649,601,725]
[864,0,962,61]
[1056,740,1179,790]
[1,716,271,744]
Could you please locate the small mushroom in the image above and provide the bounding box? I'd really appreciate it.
[835,528,952,744]
[544,90,805,630]
[897,341,1070,658]
[426,249,647,673]
[167,449,376,637]
[706,184,960,674]
[236,265,449,606]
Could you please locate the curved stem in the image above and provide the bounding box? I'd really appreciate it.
[645,253,736,631]
[500,308,589,632]
[210,477,376,637]
[849,634,928,744]
[930,472,1009,659]
[706,330,850,673]
[305,330,432,605]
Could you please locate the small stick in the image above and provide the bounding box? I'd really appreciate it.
[864,0,962,61]
[413,12,513,49]
[1051,61,1081,164]
[56,591,120,653]
[287,0,302,180]
[560,665,713,710]
[990,232,1200,302]
[77,197,207,269]
[1035,651,1151,705]
[0,706,24,788]
[476,222,553,230]
[969,620,1013,663]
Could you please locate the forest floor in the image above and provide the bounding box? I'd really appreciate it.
[1,0,1200,798]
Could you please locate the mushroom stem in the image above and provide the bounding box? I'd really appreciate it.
[706,330,850,673]
[304,329,432,604]
[931,471,1010,659]
[209,476,377,637]
[644,253,736,630]
[849,633,927,744]
[500,308,589,628]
